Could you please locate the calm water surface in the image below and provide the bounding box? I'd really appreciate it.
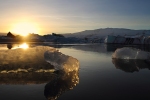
[0,43,150,100]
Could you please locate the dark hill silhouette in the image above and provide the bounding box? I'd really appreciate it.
[7,32,15,38]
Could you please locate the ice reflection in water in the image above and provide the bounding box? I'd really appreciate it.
[44,48,79,100]
[0,45,79,100]
[112,59,150,73]
[44,68,79,100]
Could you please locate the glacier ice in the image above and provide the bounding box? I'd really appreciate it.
[0,45,79,99]
[112,47,150,59]
[0,46,79,72]
[42,47,79,100]
[44,50,79,73]
[0,46,55,69]
[0,46,79,85]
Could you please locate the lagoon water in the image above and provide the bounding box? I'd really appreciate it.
[0,43,150,100]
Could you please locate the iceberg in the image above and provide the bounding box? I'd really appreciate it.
[43,47,79,99]
[112,47,150,59]
[0,45,79,99]
[112,47,150,72]
[0,46,79,84]
[44,50,79,73]
[0,46,57,84]
[43,48,79,100]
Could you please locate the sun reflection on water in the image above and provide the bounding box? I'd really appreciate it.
[19,43,29,49]
[11,43,29,49]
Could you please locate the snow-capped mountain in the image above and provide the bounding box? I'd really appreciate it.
[62,28,150,43]
[63,28,150,39]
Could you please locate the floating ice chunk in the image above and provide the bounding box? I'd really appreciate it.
[0,46,79,73]
[112,47,150,59]
[43,48,80,99]
[0,46,79,85]
[44,50,79,72]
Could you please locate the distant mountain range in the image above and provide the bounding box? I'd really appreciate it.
[1,28,150,43]
[63,28,150,39]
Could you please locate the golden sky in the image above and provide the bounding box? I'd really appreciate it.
[0,0,150,36]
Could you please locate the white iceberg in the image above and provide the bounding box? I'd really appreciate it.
[112,47,150,59]
[44,50,79,73]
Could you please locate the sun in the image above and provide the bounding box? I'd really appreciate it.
[11,22,39,36]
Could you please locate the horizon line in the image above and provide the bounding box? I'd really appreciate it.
[0,27,150,35]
